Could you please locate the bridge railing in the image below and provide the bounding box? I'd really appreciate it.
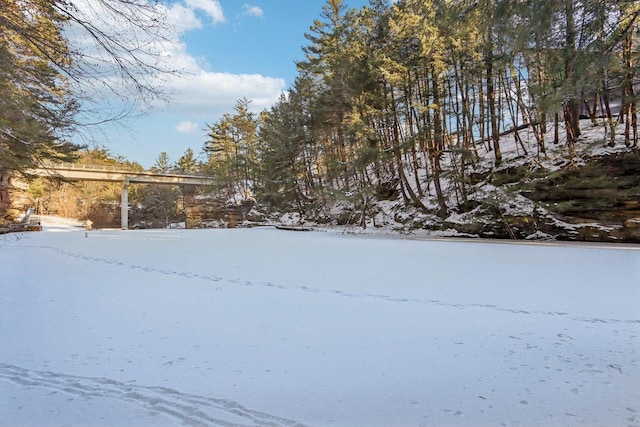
[39,162,209,178]
[40,162,140,173]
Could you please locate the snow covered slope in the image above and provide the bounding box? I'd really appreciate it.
[1,228,639,426]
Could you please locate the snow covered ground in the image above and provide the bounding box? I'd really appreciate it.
[1,223,639,427]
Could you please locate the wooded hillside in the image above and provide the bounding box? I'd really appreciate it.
[198,0,639,241]
[4,0,639,242]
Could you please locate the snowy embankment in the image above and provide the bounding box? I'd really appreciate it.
[1,227,639,427]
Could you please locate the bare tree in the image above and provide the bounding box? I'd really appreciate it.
[54,0,182,127]
[4,1,180,125]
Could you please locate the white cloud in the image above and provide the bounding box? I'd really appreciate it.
[166,71,285,118]
[165,4,202,31]
[185,0,225,25]
[65,0,284,129]
[140,12,286,118]
[175,120,199,134]
[242,5,264,18]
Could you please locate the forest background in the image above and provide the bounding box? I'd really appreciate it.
[2,0,639,240]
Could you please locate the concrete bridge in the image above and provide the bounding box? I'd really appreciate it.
[32,163,214,229]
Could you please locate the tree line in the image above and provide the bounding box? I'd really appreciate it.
[3,0,638,228]
[202,0,639,224]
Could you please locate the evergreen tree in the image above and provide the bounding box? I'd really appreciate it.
[257,85,319,214]
[151,152,172,173]
[176,148,199,173]
[0,0,82,177]
[297,0,360,191]
[204,99,259,202]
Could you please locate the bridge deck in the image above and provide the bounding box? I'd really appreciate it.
[32,163,214,186]
[28,163,214,229]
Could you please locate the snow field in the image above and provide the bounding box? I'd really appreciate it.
[1,227,639,426]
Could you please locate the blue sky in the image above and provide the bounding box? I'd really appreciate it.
[73,0,372,169]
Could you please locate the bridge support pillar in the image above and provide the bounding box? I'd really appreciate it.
[121,179,129,229]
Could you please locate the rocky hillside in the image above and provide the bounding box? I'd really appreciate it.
[274,120,640,244]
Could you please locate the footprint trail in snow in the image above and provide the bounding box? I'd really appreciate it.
[0,363,306,427]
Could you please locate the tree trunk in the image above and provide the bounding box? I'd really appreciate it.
[431,73,448,216]
[486,45,502,166]
[602,76,617,147]
[623,29,637,147]
[563,0,580,151]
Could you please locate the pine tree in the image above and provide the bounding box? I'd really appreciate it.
[257,92,309,213]
[386,0,449,214]
[151,152,172,173]
[176,148,199,173]
[0,0,81,178]
[297,0,360,192]
[204,99,259,202]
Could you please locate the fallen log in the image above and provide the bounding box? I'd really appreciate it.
[275,225,314,232]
